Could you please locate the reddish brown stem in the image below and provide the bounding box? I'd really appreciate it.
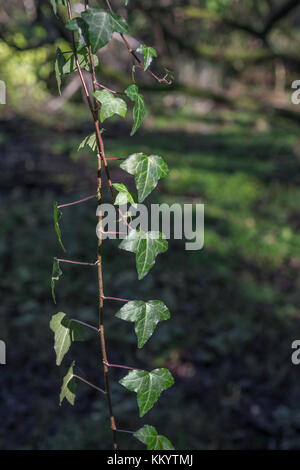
[67,0,118,450]
[57,259,97,266]
[57,195,97,209]
[102,296,129,302]
[103,360,134,371]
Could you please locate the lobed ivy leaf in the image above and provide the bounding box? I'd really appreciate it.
[53,202,65,251]
[94,89,127,122]
[136,45,157,71]
[115,300,170,348]
[125,85,146,136]
[78,133,97,152]
[67,8,128,53]
[51,257,63,304]
[59,361,77,406]
[120,152,168,202]
[50,0,66,16]
[119,368,174,417]
[134,425,175,450]
[119,229,168,280]
[113,183,137,207]
[50,312,83,366]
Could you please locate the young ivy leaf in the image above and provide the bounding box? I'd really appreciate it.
[119,229,168,280]
[113,183,137,207]
[134,425,175,450]
[53,202,65,251]
[125,85,146,136]
[78,133,97,152]
[93,90,127,122]
[51,258,63,304]
[119,368,174,417]
[50,312,83,366]
[136,45,157,71]
[115,300,170,348]
[67,8,128,53]
[54,48,67,95]
[120,152,168,202]
[59,361,77,406]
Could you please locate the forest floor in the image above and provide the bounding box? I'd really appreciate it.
[1,104,300,450]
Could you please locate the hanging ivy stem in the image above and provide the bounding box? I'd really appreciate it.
[57,195,97,209]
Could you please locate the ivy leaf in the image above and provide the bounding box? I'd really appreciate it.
[113,183,137,207]
[125,85,146,136]
[66,17,89,50]
[62,51,99,75]
[74,8,128,53]
[120,152,168,202]
[94,89,127,122]
[120,368,174,417]
[78,133,97,152]
[59,361,77,406]
[53,202,65,251]
[115,300,170,348]
[119,230,168,280]
[136,45,157,71]
[50,0,66,16]
[134,425,175,450]
[50,312,83,366]
[51,258,62,304]
[54,48,67,95]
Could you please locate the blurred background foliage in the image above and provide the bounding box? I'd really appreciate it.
[1,0,300,450]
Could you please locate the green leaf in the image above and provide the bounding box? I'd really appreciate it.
[113,183,137,207]
[94,89,127,122]
[119,230,168,280]
[125,85,146,136]
[136,45,157,71]
[73,8,128,53]
[53,202,65,251]
[50,312,83,366]
[50,0,66,16]
[120,152,168,202]
[66,17,89,50]
[59,361,77,406]
[54,48,66,95]
[51,258,63,304]
[78,133,97,152]
[120,368,174,417]
[62,51,99,75]
[134,425,175,450]
[115,300,170,348]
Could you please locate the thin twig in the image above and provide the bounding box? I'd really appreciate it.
[102,296,129,302]
[57,259,97,266]
[57,195,97,209]
[73,374,106,395]
[103,360,134,371]
[105,0,172,85]
[71,318,99,333]
[116,429,135,434]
